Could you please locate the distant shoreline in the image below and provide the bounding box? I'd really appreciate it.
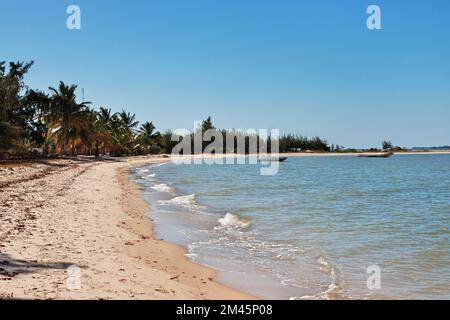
[1,150,449,165]
[280,150,450,157]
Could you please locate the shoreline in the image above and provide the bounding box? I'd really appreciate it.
[0,156,254,300]
[125,152,450,300]
[1,152,449,299]
[117,158,256,300]
[281,151,450,157]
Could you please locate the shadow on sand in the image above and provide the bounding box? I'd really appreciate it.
[0,253,76,278]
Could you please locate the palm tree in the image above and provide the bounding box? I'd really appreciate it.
[111,126,131,156]
[108,110,138,155]
[97,107,115,127]
[93,107,116,156]
[48,81,91,156]
[0,61,34,153]
[138,121,161,153]
[139,121,160,140]
[1,60,172,158]
[118,110,139,131]
[72,108,96,155]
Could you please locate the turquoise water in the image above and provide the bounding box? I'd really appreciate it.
[133,154,450,299]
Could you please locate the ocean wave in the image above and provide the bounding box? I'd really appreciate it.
[215,213,250,230]
[151,183,172,192]
[289,255,343,300]
[147,173,156,178]
[138,168,149,173]
[159,194,196,207]
[280,279,308,289]
[153,162,168,167]
[316,255,342,297]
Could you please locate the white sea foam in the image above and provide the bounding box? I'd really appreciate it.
[154,162,168,167]
[289,255,341,300]
[281,279,307,288]
[215,213,250,230]
[147,173,156,178]
[138,168,149,173]
[151,183,171,192]
[317,255,340,295]
[159,194,196,207]
[185,252,198,259]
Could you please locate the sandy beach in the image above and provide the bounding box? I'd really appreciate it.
[1,151,448,300]
[0,156,254,300]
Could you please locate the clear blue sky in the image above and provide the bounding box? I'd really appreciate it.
[1,0,449,148]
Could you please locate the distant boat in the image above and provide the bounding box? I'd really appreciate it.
[258,156,288,162]
[358,152,394,158]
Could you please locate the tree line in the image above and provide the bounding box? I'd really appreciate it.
[168,117,331,154]
[0,61,168,157]
[1,60,332,158]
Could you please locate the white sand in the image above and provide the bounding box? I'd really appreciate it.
[0,156,254,300]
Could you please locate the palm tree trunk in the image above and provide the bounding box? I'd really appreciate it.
[61,128,68,156]
[95,141,100,158]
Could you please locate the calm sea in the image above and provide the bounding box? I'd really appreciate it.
[132,154,450,299]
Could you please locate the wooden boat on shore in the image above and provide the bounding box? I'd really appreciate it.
[357,152,394,158]
[258,156,288,162]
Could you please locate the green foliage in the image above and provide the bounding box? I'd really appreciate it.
[159,130,179,154]
[1,61,335,158]
[0,61,43,154]
[382,140,393,150]
[0,61,162,157]
[49,81,92,155]
[279,134,329,152]
[201,116,215,133]
[167,117,331,154]
[137,121,161,154]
